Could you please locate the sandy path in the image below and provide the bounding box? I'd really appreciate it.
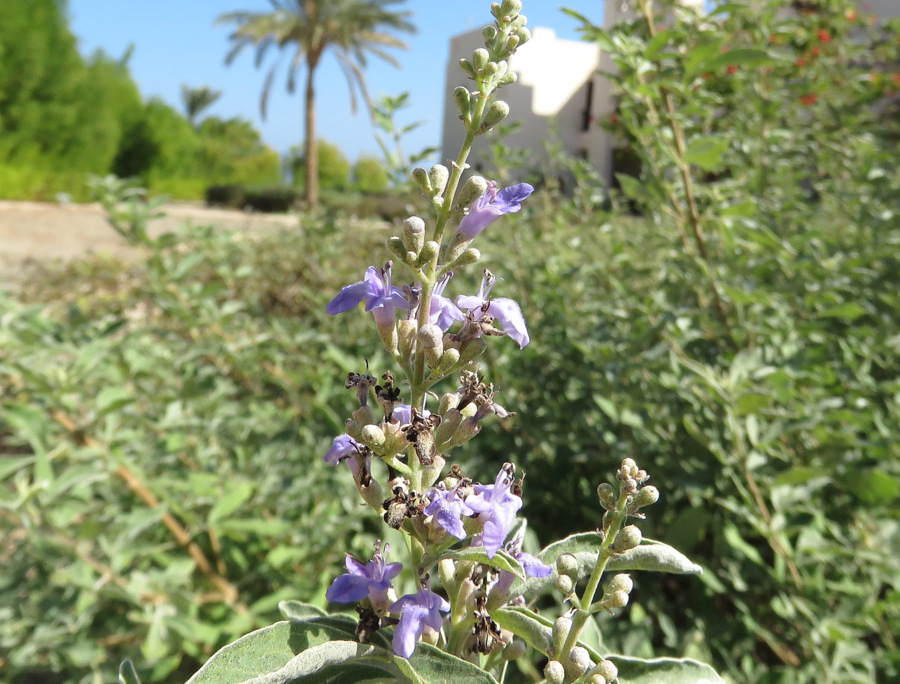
[0,200,299,284]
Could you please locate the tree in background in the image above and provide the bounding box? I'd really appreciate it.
[352,155,389,194]
[181,85,223,128]
[218,0,415,206]
[288,139,350,192]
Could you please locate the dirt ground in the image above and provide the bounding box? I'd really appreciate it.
[0,200,299,285]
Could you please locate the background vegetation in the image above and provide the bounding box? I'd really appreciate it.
[1,1,898,683]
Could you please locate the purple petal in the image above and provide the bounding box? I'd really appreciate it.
[326,573,371,603]
[323,435,360,465]
[455,294,485,311]
[518,552,552,578]
[430,295,465,331]
[326,281,372,316]
[487,298,530,348]
[497,183,534,207]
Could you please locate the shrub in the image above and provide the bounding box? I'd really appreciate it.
[205,183,246,209]
[242,185,300,213]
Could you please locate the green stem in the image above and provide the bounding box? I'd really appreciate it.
[557,490,630,664]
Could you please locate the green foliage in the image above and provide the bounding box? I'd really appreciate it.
[290,140,351,193]
[352,156,390,195]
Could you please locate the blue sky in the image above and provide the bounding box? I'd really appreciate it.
[68,0,606,163]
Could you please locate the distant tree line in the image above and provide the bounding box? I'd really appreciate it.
[0,0,280,200]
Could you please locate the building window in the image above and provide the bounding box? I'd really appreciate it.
[581,80,594,131]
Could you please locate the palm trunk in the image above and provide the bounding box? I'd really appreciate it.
[304,61,318,207]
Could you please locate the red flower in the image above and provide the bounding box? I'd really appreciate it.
[817,29,831,43]
[727,65,738,75]
[892,74,900,84]
[799,93,818,105]
[810,46,821,58]
[796,58,807,67]
[846,9,858,22]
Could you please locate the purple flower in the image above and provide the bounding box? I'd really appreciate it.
[323,435,360,466]
[326,262,408,326]
[424,484,474,540]
[326,542,403,614]
[429,272,465,331]
[458,182,535,238]
[457,270,530,348]
[465,466,523,558]
[391,403,429,427]
[517,551,553,578]
[390,587,450,659]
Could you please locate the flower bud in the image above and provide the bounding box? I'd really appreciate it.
[482,100,510,129]
[597,482,617,510]
[620,458,637,476]
[353,405,376,426]
[436,347,461,374]
[595,659,618,683]
[434,408,463,446]
[454,86,472,118]
[544,660,565,684]
[438,390,461,414]
[418,324,444,367]
[566,646,593,680]
[457,175,489,210]
[556,574,574,595]
[505,35,520,52]
[516,26,531,46]
[608,573,633,595]
[608,590,630,609]
[615,525,642,551]
[446,247,481,271]
[387,235,407,263]
[361,423,385,450]
[503,639,526,661]
[459,58,476,80]
[417,240,439,268]
[552,616,572,657]
[633,485,659,508]
[447,416,481,447]
[500,0,523,19]
[397,318,417,361]
[403,216,425,254]
[482,25,498,43]
[472,48,489,71]
[458,337,487,366]
[555,553,578,577]
[412,167,431,194]
[428,165,450,198]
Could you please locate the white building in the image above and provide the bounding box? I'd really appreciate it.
[440,0,895,186]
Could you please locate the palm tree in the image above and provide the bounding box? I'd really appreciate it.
[181,85,223,128]
[218,0,415,206]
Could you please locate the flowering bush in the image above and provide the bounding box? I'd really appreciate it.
[176,2,718,683]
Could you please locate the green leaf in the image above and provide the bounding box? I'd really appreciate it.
[816,302,867,321]
[493,606,553,655]
[209,481,254,524]
[278,600,327,621]
[685,135,728,172]
[706,48,776,71]
[684,36,726,77]
[844,469,899,505]
[433,547,525,580]
[118,660,141,684]
[96,386,135,416]
[612,655,726,683]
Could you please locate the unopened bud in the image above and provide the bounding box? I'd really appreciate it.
[505,35,520,52]
[566,646,593,680]
[361,423,385,449]
[608,590,630,609]
[447,247,481,271]
[472,48,489,71]
[454,86,472,117]
[608,573,633,595]
[436,347,461,373]
[344,418,363,443]
[597,482,617,510]
[459,59,476,80]
[620,458,637,476]
[503,639,526,661]
[418,240,439,268]
[500,0,523,18]
[418,324,444,367]
[403,216,425,253]
[556,574,574,595]
[387,235,406,262]
[438,390,461,414]
[428,165,450,198]
[615,525,642,551]
[595,659,618,682]
[458,336,487,365]
[482,100,510,130]
[434,408,463,446]
[482,25,498,43]
[353,405,375,426]
[516,26,531,46]
[457,175,489,209]
[397,319,417,360]
[555,553,578,577]
[633,485,659,508]
[412,167,431,194]
[552,616,572,657]
[544,660,565,684]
